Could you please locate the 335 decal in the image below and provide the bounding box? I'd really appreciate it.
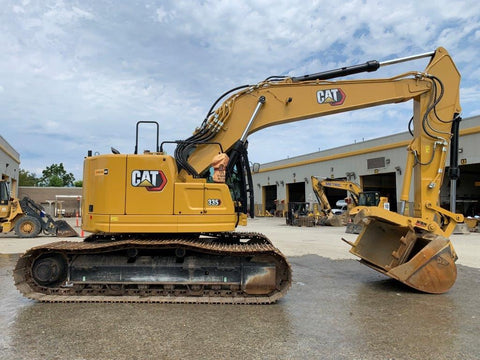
[207,199,221,206]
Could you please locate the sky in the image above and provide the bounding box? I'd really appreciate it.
[1,0,479,181]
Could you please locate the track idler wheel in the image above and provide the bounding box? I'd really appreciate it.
[107,284,124,295]
[31,253,68,287]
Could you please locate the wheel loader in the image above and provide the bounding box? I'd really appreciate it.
[0,180,78,238]
[14,47,463,303]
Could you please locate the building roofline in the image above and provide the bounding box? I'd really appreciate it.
[257,115,480,173]
[0,135,20,164]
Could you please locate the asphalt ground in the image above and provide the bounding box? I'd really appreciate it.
[0,217,479,360]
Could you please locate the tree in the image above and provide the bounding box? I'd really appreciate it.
[19,169,39,186]
[74,180,83,187]
[48,175,64,187]
[38,163,75,187]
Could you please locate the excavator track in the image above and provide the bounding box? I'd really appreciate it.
[14,232,291,304]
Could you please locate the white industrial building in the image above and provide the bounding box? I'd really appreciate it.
[0,135,20,197]
[252,115,480,218]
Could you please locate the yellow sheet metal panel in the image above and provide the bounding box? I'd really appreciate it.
[106,214,236,233]
[108,215,178,232]
[174,182,204,215]
[204,184,235,215]
[82,214,111,233]
[174,181,234,215]
[177,214,237,232]
[125,154,175,215]
[82,154,127,215]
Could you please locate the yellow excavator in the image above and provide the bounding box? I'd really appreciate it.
[0,180,77,238]
[311,176,388,229]
[14,47,462,303]
[312,177,389,210]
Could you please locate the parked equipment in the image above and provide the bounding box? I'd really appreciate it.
[311,176,389,230]
[0,180,78,238]
[15,47,462,302]
[286,202,315,227]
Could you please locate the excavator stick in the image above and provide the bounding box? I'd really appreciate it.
[348,217,457,294]
[54,220,78,237]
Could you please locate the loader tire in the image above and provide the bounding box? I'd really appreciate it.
[15,216,41,238]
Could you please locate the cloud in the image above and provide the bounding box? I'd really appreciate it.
[0,0,479,180]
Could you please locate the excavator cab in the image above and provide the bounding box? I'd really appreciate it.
[0,181,11,220]
[0,180,9,203]
[358,191,380,207]
[358,191,389,210]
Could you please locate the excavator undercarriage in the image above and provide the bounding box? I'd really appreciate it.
[14,232,291,304]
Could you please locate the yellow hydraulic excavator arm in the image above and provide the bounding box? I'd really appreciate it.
[179,47,462,238]
[310,176,334,214]
[176,46,462,294]
[311,176,363,208]
[309,176,352,227]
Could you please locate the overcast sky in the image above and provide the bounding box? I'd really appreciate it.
[2,0,479,180]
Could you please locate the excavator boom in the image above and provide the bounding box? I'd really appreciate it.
[309,176,348,226]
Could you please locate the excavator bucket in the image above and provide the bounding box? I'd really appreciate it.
[347,218,457,294]
[54,220,79,237]
[324,215,344,227]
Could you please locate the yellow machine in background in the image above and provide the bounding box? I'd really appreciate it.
[313,178,389,210]
[310,176,389,229]
[0,180,77,238]
[15,47,462,302]
[285,201,315,227]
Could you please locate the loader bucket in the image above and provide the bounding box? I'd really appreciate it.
[349,219,457,294]
[54,220,79,237]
